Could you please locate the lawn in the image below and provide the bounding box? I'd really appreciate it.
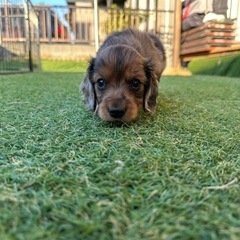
[188,54,240,78]
[0,70,239,239]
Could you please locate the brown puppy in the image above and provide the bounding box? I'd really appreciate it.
[81,28,166,123]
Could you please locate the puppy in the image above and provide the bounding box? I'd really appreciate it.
[81,28,166,123]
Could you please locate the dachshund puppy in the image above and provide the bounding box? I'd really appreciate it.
[81,28,166,123]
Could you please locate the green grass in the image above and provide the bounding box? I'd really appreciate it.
[188,54,240,77]
[41,60,88,72]
[0,72,239,240]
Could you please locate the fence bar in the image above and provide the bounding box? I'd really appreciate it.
[173,0,181,69]
[0,0,40,73]
[94,0,99,52]
[26,0,33,71]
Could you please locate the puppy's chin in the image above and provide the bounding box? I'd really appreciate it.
[97,98,140,123]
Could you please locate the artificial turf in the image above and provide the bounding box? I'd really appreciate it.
[188,54,240,78]
[0,72,239,239]
[41,60,88,72]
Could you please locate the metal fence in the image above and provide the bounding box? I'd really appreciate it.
[35,4,175,67]
[0,0,40,73]
[35,6,174,43]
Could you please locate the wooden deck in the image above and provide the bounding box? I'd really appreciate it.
[180,22,240,62]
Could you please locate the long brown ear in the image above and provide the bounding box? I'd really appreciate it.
[144,59,159,113]
[81,58,96,111]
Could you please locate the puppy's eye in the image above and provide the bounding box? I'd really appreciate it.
[97,79,106,90]
[131,79,141,89]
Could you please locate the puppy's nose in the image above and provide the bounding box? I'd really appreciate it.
[108,107,125,118]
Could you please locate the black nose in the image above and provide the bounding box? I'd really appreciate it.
[108,107,125,118]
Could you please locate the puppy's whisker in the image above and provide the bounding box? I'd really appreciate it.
[94,104,99,114]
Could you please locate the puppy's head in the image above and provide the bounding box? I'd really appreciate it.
[81,45,159,123]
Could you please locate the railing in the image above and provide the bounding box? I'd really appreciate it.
[34,5,175,67]
[34,6,174,44]
[0,0,40,73]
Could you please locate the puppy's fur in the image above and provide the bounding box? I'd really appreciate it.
[81,28,166,123]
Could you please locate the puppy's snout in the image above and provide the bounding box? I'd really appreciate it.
[108,107,126,119]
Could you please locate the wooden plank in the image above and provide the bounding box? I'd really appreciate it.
[182,30,235,42]
[180,44,211,55]
[181,42,240,56]
[181,22,235,38]
[209,44,240,53]
[173,0,182,69]
[181,50,240,62]
[181,37,235,49]
[180,44,240,61]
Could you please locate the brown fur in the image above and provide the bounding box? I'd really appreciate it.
[81,28,166,123]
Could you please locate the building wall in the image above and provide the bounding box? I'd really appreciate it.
[40,43,96,60]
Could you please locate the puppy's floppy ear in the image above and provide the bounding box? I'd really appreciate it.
[144,59,159,113]
[81,58,96,111]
